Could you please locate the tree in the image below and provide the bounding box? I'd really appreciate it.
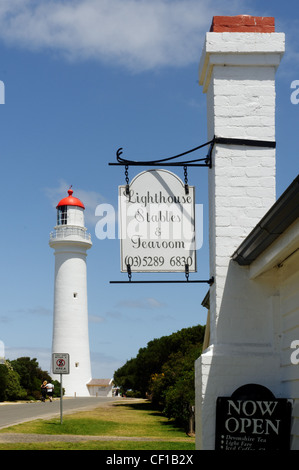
[10,357,49,393]
[0,362,27,401]
[113,324,205,429]
[4,357,60,400]
[113,357,138,395]
[115,325,205,397]
[0,364,8,401]
[5,362,27,401]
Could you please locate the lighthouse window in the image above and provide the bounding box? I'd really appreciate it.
[57,206,67,225]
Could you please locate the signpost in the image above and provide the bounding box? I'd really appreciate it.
[52,353,70,424]
[215,384,292,451]
[119,169,197,273]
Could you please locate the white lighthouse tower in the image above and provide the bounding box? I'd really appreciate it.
[49,188,92,396]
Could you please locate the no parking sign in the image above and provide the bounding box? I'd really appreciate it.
[51,353,70,424]
[52,353,70,374]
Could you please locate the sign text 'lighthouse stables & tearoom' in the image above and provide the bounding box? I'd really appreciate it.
[119,169,198,276]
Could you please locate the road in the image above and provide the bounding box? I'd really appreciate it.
[0,397,117,429]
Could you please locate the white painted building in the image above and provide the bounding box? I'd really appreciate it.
[49,188,92,396]
[87,379,114,397]
[194,15,299,450]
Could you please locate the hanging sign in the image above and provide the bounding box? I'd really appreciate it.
[119,169,197,273]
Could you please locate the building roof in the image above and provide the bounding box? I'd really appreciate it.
[87,379,113,387]
[56,188,85,209]
[232,175,299,265]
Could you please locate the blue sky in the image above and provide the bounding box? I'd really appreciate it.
[0,0,298,379]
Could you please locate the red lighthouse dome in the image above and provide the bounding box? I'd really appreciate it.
[56,188,85,210]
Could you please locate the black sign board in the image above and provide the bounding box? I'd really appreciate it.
[215,384,292,451]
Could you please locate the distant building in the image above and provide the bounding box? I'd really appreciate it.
[87,379,114,397]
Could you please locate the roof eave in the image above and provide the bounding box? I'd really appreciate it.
[232,175,299,266]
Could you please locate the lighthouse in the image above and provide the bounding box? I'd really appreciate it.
[49,188,92,396]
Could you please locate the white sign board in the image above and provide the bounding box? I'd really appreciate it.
[52,353,70,374]
[119,169,197,272]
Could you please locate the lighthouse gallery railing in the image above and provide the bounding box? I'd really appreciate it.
[50,226,91,242]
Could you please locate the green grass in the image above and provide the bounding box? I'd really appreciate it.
[0,441,194,450]
[0,399,195,450]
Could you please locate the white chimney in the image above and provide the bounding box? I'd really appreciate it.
[195,15,285,449]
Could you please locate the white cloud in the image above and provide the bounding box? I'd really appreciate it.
[0,315,11,324]
[26,306,52,316]
[89,314,105,323]
[7,306,52,317]
[5,346,52,372]
[0,0,241,72]
[115,297,166,309]
[90,350,121,378]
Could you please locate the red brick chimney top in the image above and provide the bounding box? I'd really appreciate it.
[210,15,275,33]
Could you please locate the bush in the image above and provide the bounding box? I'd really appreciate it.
[163,370,195,431]
[125,390,142,398]
[5,363,27,401]
[0,362,27,401]
[0,357,60,402]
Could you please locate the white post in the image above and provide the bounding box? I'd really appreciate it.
[60,374,63,425]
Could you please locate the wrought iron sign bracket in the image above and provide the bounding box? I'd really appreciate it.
[109,276,215,285]
[108,136,275,286]
[109,264,214,285]
[109,139,213,200]
[109,139,214,172]
[108,135,276,173]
